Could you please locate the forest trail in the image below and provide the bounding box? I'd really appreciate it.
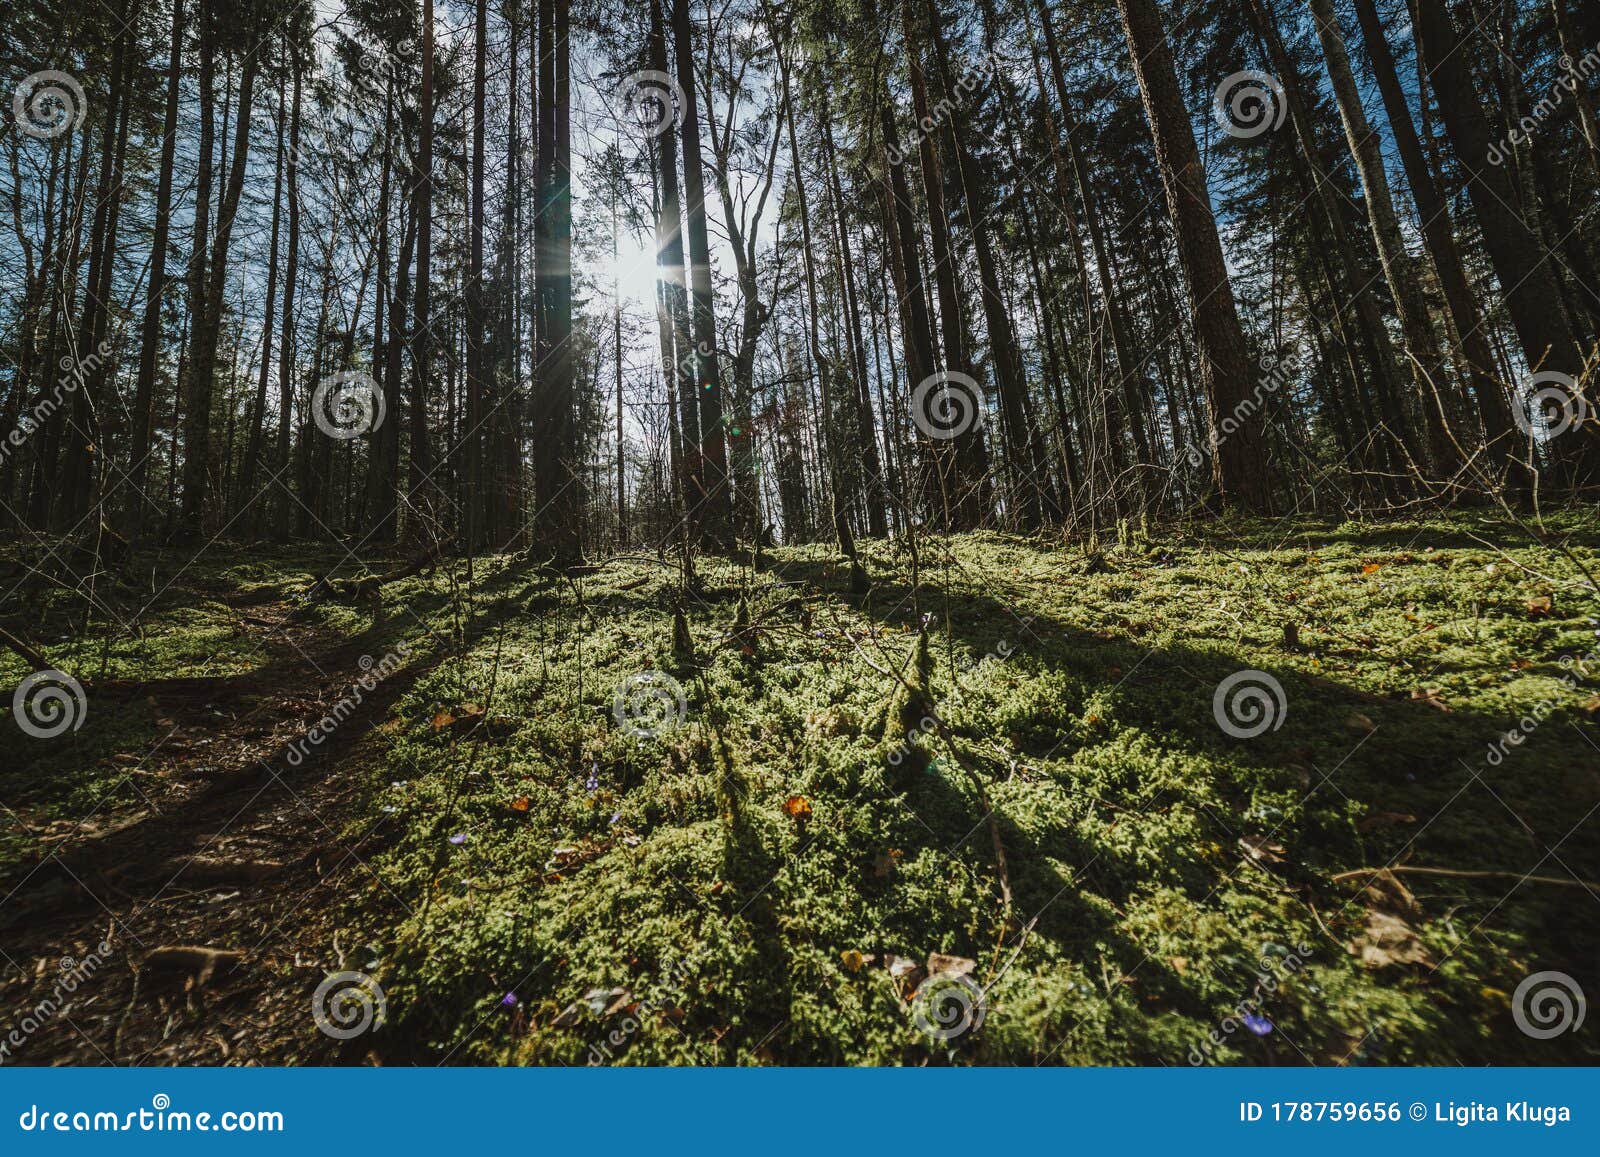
[0,593,425,1065]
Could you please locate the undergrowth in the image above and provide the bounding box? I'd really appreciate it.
[5,512,1599,1064]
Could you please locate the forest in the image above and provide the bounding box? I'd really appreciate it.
[0,0,1597,1066]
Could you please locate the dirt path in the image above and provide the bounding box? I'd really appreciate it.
[0,598,428,1066]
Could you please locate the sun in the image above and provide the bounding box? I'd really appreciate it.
[598,236,663,306]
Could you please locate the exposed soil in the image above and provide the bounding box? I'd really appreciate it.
[0,595,429,1065]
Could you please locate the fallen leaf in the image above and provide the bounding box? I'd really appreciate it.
[1169,956,1190,976]
[885,954,920,979]
[783,795,813,820]
[1526,595,1553,617]
[840,949,866,973]
[1361,562,1382,575]
[509,796,532,812]
[1345,712,1376,735]
[1409,687,1450,712]
[431,710,454,732]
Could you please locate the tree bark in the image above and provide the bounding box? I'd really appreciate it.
[1413,0,1596,481]
[128,0,186,540]
[1349,0,1515,472]
[1115,0,1273,510]
[1307,0,1460,478]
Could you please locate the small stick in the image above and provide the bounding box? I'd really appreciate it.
[1332,865,1600,893]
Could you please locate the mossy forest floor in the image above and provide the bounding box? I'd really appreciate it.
[2,512,1598,1066]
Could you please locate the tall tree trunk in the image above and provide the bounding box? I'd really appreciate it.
[1307,0,1460,478]
[1413,0,1596,481]
[57,30,128,530]
[671,0,731,546]
[1348,0,1515,473]
[273,51,302,540]
[1115,0,1273,510]
[461,0,488,553]
[365,75,400,543]
[933,0,1046,528]
[239,61,285,526]
[1552,0,1600,175]
[533,0,578,559]
[410,0,438,536]
[128,0,186,540]
[1030,0,1147,502]
[900,0,989,527]
[181,28,259,539]
[815,90,889,538]
[649,0,697,534]
[1249,0,1419,482]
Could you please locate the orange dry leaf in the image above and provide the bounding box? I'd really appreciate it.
[510,796,532,812]
[783,795,813,820]
[431,710,454,731]
[1361,562,1381,575]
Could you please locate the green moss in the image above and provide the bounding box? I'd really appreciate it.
[5,514,1597,1064]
